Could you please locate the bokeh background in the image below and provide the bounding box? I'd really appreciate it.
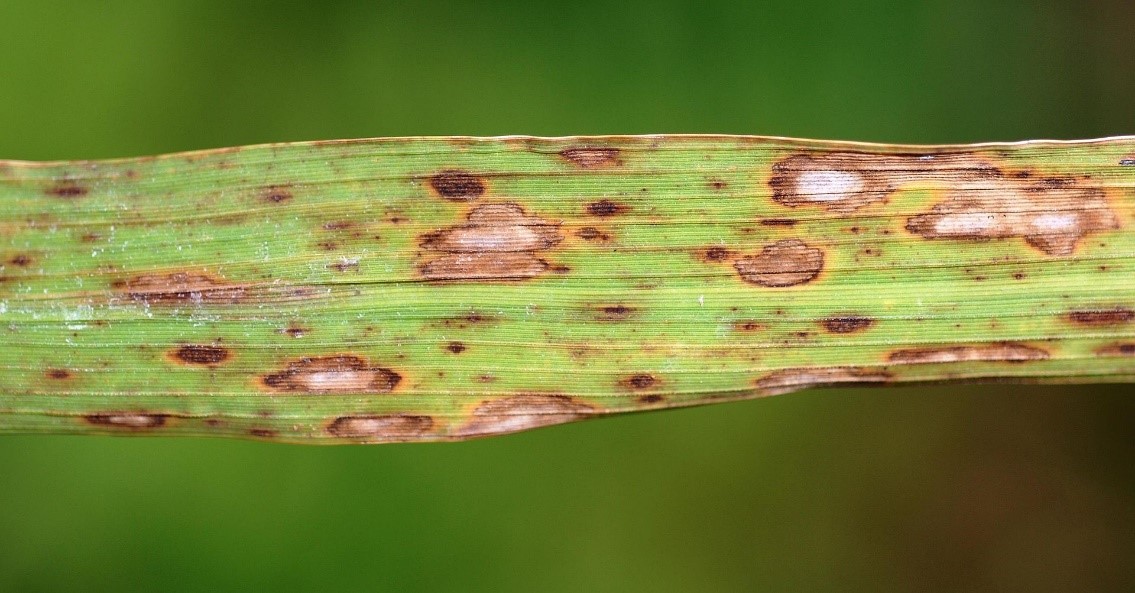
[1,1,1134,591]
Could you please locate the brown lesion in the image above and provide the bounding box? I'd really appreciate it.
[418,203,564,281]
[620,373,657,390]
[261,355,401,394]
[559,147,621,169]
[770,151,1121,256]
[1096,343,1135,356]
[887,343,1049,364]
[6,253,34,268]
[112,272,246,305]
[1065,307,1135,326]
[84,413,169,429]
[455,394,597,438]
[754,366,893,396]
[46,182,89,198]
[585,199,630,217]
[821,316,875,333]
[168,344,231,366]
[733,239,824,287]
[591,304,637,322]
[260,185,293,204]
[326,414,435,441]
[428,169,486,201]
[45,368,73,380]
[111,271,322,305]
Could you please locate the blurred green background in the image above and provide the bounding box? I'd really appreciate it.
[1,1,1134,591]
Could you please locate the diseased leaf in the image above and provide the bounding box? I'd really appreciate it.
[1,135,1133,443]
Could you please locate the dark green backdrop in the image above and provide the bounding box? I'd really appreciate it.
[1,1,1133,591]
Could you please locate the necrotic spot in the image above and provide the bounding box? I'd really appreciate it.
[1066,308,1135,326]
[85,413,168,429]
[327,414,435,441]
[622,374,656,390]
[47,183,88,198]
[172,344,231,365]
[733,239,824,287]
[821,316,875,333]
[447,341,467,354]
[586,199,629,217]
[429,170,486,200]
[261,355,401,394]
[560,147,620,168]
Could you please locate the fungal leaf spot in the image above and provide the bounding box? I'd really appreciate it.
[733,239,824,287]
[560,147,621,169]
[456,394,596,438]
[262,355,401,394]
[327,414,435,442]
[428,170,486,201]
[887,343,1049,364]
[418,203,563,281]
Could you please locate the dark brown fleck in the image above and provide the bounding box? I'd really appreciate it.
[760,219,799,227]
[594,304,637,321]
[428,169,486,200]
[47,183,88,198]
[7,254,33,267]
[248,428,277,438]
[262,185,292,204]
[576,226,609,241]
[170,344,231,365]
[702,246,733,262]
[622,373,656,390]
[261,355,401,394]
[733,320,767,332]
[709,179,728,190]
[326,414,435,441]
[323,221,354,231]
[1066,308,1135,326]
[638,394,664,404]
[821,316,875,333]
[560,147,620,169]
[1097,343,1135,356]
[447,341,467,354]
[46,369,72,380]
[733,239,824,287]
[586,199,629,217]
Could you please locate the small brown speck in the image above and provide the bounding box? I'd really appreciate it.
[622,373,656,390]
[248,428,277,438]
[447,341,467,354]
[7,254,33,267]
[586,199,629,217]
[702,246,732,262]
[262,186,292,203]
[638,394,664,404]
[46,369,72,380]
